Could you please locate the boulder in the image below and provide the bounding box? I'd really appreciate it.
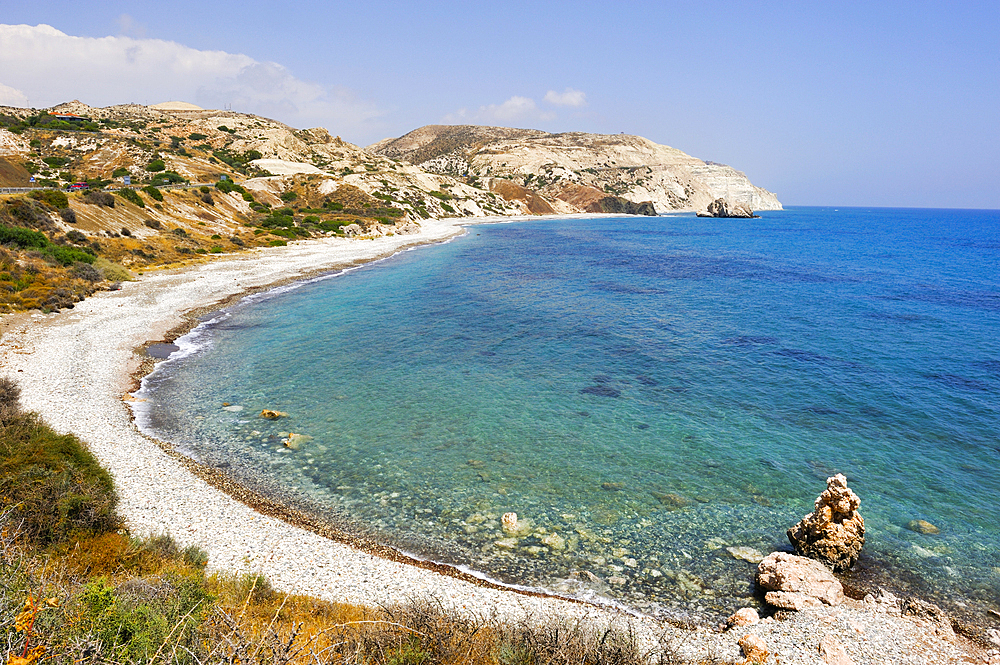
[726,607,760,629]
[260,409,288,420]
[787,473,865,571]
[757,552,844,608]
[765,590,823,611]
[906,519,940,535]
[738,633,769,663]
[502,512,519,533]
[697,198,759,218]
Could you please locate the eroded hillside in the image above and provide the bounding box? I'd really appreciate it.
[368,125,782,214]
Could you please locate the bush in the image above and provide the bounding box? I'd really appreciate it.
[0,405,120,546]
[142,185,163,202]
[71,262,103,282]
[145,159,165,172]
[201,192,214,205]
[143,218,161,230]
[94,258,132,281]
[267,239,287,247]
[29,189,69,209]
[112,167,129,178]
[82,191,115,208]
[241,191,254,202]
[280,191,298,202]
[66,230,87,244]
[59,207,77,224]
[48,246,96,266]
[116,188,145,208]
[0,225,49,250]
[199,185,210,193]
[120,227,132,237]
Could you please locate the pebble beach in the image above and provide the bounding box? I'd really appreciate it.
[0,217,993,665]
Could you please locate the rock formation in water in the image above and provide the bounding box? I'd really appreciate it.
[696,197,760,218]
[756,551,845,610]
[787,473,865,571]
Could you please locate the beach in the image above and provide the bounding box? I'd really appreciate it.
[0,216,991,665]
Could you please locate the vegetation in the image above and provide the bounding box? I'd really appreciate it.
[116,189,145,208]
[142,185,164,202]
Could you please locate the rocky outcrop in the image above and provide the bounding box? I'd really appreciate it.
[756,552,844,610]
[697,198,759,218]
[787,473,865,571]
[585,196,657,216]
[369,125,782,214]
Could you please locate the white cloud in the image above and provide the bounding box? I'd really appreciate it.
[544,88,587,107]
[0,23,383,138]
[442,95,556,126]
[116,14,146,38]
[0,83,28,107]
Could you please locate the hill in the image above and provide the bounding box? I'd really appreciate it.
[368,125,782,214]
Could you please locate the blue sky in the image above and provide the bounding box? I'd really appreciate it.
[2,1,998,208]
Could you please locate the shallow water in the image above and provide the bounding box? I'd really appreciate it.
[136,208,1000,621]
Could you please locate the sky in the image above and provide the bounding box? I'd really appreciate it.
[1,1,998,209]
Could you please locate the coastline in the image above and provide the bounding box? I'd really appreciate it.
[0,215,990,664]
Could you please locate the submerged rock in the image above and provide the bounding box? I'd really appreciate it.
[906,519,940,535]
[757,551,844,608]
[260,409,288,420]
[787,473,865,571]
[502,512,519,533]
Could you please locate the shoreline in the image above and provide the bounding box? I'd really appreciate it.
[0,215,990,664]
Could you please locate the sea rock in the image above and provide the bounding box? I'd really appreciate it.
[787,473,865,571]
[502,512,519,533]
[819,635,855,665]
[541,533,566,550]
[260,409,288,420]
[906,519,940,535]
[697,198,760,218]
[727,545,766,564]
[757,552,844,608]
[738,633,769,662]
[901,597,955,641]
[765,590,824,611]
[281,432,312,450]
[726,607,760,629]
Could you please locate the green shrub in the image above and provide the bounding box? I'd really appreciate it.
[43,156,70,168]
[112,167,129,178]
[242,191,255,202]
[188,132,207,141]
[59,207,77,224]
[280,191,298,202]
[0,225,49,249]
[142,185,164,202]
[29,188,69,209]
[209,246,223,253]
[0,406,120,546]
[267,239,287,247]
[48,246,96,266]
[66,230,87,244]
[151,170,184,184]
[116,188,145,208]
[145,159,165,172]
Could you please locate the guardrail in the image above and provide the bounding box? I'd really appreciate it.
[0,182,223,195]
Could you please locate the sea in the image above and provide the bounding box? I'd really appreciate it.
[134,207,1000,623]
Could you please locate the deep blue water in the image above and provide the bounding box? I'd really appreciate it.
[136,207,1000,621]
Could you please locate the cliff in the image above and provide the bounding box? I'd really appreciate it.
[368,125,782,214]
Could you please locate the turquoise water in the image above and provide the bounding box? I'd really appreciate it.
[136,208,1000,621]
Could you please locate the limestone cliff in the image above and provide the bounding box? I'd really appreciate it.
[368,125,782,214]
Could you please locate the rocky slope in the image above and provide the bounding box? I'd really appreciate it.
[368,125,782,214]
